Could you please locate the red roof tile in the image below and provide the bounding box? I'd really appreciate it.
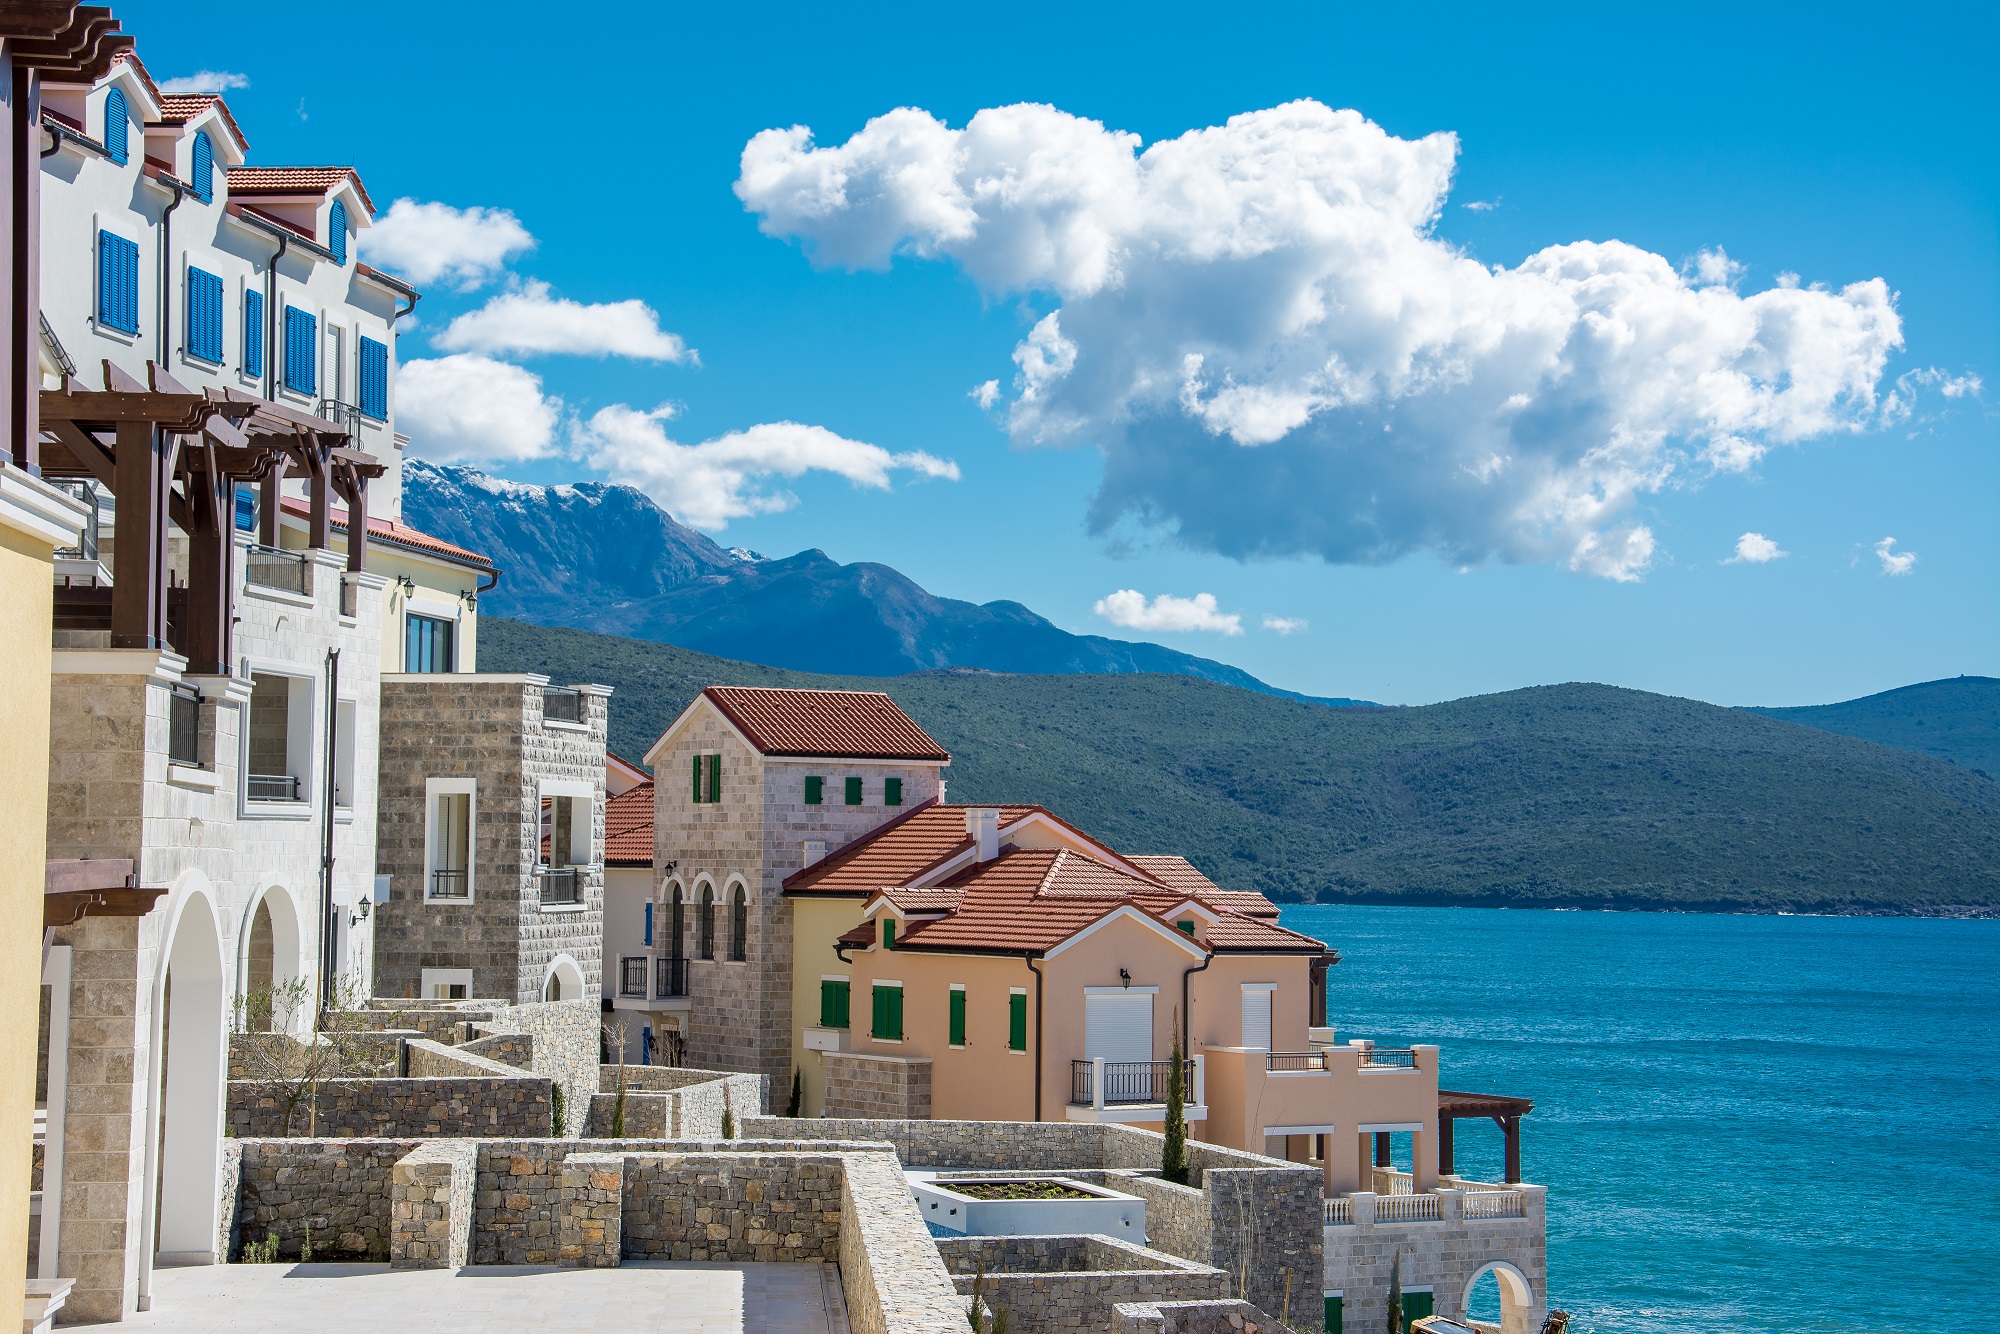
[603,781,653,867]
[277,495,494,569]
[155,92,248,152]
[226,164,372,213]
[110,51,162,104]
[1128,856,1279,918]
[784,801,1041,897]
[703,686,949,762]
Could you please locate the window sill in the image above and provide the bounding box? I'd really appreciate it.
[241,800,313,820]
[92,320,140,344]
[167,762,219,791]
[538,902,589,914]
[426,896,473,906]
[870,1037,904,1046]
[241,582,316,610]
[543,719,590,734]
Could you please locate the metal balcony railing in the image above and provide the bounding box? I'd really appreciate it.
[168,688,202,767]
[245,772,300,802]
[1069,1059,1194,1106]
[1266,1051,1328,1072]
[429,869,469,899]
[619,956,649,997]
[542,687,582,724]
[656,956,689,999]
[317,398,362,438]
[244,544,308,594]
[52,479,99,561]
[537,866,582,905]
[1359,1047,1417,1068]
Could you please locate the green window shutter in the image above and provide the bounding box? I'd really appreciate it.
[707,753,722,802]
[805,775,823,805]
[836,980,850,1028]
[692,754,703,803]
[1177,920,1196,936]
[889,986,904,1039]
[844,776,863,805]
[882,918,896,950]
[1402,1293,1432,1331]
[1325,1296,1342,1334]
[822,978,853,1028]
[949,988,966,1045]
[884,776,903,806]
[873,984,903,1039]
[1008,993,1027,1051]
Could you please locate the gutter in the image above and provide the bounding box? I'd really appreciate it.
[476,564,500,596]
[1026,952,1045,1121]
[155,175,186,364]
[259,224,288,400]
[1180,950,1214,1055]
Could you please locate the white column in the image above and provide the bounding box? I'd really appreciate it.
[1093,1056,1105,1111]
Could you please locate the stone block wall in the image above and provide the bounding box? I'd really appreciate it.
[835,1147,967,1334]
[458,1033,533,1069]
[936,1235,1228,1334]
[1322,1188,1547,1334]
[1111,1301,1296,1334]
[404,1038,525,1078]
[558,1153,623,1267]
[824,1052,932,1119]
[589,1068,766,1138]
[474,999,600,1139]
[1105,1173,1210,1263]
[389,1140,475,1269]
[230,1139,419,1261]
[228,1076,553,1139]
[621,1152,845,1262]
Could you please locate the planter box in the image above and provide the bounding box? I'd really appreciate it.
[909,1173,1146,1243]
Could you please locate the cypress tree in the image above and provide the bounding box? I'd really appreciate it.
[1162,1007,1189,1185]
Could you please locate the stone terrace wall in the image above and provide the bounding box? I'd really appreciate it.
[1112,1301,1295,1334]
[1107,1173,1210,1264]
[229,1076,553,1139]
[405,1038,526,1079]
[746,1117,1118,1168]
[589,1068,766,1138]
[459,1033,533,1068]
[229,1139,420,1261]
[824,1052,932,1119]
[475,999,601,1140]
[622,1152,845,1262]
[836,1147,967,1334]
[936,1235,1227,1334]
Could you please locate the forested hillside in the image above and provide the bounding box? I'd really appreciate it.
[483,619,2000,916]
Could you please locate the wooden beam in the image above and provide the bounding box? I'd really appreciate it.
[1503,1115,1521,1184]
[47,420,114,488]
[1438,1114,1454,1177]
[182,443,234,674]
[109,418,165,648]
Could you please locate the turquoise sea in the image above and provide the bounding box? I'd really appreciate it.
[1277,906,2000,1334]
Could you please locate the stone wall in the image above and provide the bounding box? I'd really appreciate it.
[1107,1173,1211,1262]
[404,1038,524,1079]
[824,1052,932,1119]
[230,1139,419,1261]
[1111,1301,1296,1334]
[474,999,600,1139]
[389,1140,476,1268]
[589,1067,766,1138]
[558,1153,624,1267]
[835,1146,967,1334]
[621,1152,845,1262]
[936,1235,1227,1334]
[228,1076,552,1139]
[458,1032,533,1069]
[1323,1188,1548,1334]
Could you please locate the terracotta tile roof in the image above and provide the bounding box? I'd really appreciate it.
[703,686,949,762]
[277,495,494,569]
[1200,912,1325,953]
[42,106,82,132]
[784,801,1041,897]
[110,51,162,104]
[876,886,965,913]
[226,164,372,213]
[155,92,248,152]
[603,781,654,867]
[1027,849,1168,898]
[1127,856,1280,919]
[836,918,880,949]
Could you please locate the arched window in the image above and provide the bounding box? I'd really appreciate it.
[190,130,214,203]
[729,886,747,962]
[328,199,348,265]
[544,972,563,1001]
[668,884,685,958]
[103,87,129,165]
[698,886,715,960]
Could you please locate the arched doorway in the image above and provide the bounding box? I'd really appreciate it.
[543,954,584,1002]
[152,891,226,1262]
[238,883,303,1031]
[1461,1260,1536,1334]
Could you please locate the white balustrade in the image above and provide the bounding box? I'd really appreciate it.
[1374,1193,1442,1223]
[1323,1196,1353,1225]
[1464,1190,1525,1219]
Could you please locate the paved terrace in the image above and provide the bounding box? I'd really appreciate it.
[125,1261,849,1333]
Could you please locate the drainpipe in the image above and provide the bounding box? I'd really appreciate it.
[476,564,500,596]
[320,648,340,1013]
[1181,950,1213,1054]
[155,177,186,365]
[262,228,288,400]
[391,287,419,323]
[1026,952,1045,1121]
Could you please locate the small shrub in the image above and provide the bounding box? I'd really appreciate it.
[721,1107,735,1139]
[240,1230,281,1264]
[299,1222,313,1263]
[551,1082,568,1137]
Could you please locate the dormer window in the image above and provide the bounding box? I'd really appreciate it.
[328,200,348,265]
[190,130,214,203]
[103,87,128,164]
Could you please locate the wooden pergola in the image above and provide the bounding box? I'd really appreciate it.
[1438,1088,1536,1184]
[39,361,382,674]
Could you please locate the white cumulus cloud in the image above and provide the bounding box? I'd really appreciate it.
[1092,589,1243,635]
[1875,536,1917,576]
[434,280,694,362]
[397,355,560,463]
[358,199,535,288]
[158,70,249,94]
[971,379,1001,408]
[738,100,1910,582]
[1261,615,1309,635]
[1725,532,1787,563]
[579,408,958,530]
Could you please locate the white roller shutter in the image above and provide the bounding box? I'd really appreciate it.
[1241,986,1273,1051]
[1085,993,1155,1063]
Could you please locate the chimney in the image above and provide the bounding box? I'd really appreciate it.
[802,840,826,867]
[966,808,1000,863]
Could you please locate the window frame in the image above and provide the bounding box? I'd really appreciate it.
[423,776,478,903]
[282,304,317,396]
[240,668,314,812]
[884,776,903,807]
[184,264,224,365]
[870,981,904,1042]
[404,612,456,673]
[1008,988,1029,1052]
[242,286,265,379]
[698,884,716,959]
[728,884,748,962]
[949,984,967,1047]
[804,775,823,806]
[819,975,851,1029]
[102,86,129,164]
[96,228,140,335]
[844,775,863,806]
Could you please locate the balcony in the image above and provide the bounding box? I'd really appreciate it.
[1068,1058,1197,1109]
[244,544,309,595]
[619,956,649,998]
[656,956,689,999]
[168,688,202,768]
[244,773,300,802]
[541,686,582,724]
[537,866,582,906]
[428,869,469,900]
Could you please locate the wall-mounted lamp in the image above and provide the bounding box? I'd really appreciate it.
[459,588,478,608]
[394,574,414,595]
[1120,968,1131,989]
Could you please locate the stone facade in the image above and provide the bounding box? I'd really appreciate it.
[374,675,608,1006]
[227,1075,553,1138]
[229,1138,419,1262]
[937,1235,1228,1334]
[389,1139,476,1269]
[1111,1301,1296,1334]
[557,1153,623,1267]
[586,1066,763,1139]
[1323,1187,1549,1334]
[649,699,945,1082]
[621,1152,845,1262]
[824,1051,933,1119]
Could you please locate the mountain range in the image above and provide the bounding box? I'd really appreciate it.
[400,459,1366,705]
[480,618,2000,916]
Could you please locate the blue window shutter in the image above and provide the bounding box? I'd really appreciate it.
[243,290,265,377]
[186,268,223,362]
[233,486,256,532]
[643,901,654,947]
[283,306,316,394]
[191,131,214,203]
[328,201,348,265]
[103,88,128,164]
[97,231,138,334]
[358,336,388,418]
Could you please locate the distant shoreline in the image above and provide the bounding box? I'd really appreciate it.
[1285,896,2000,920]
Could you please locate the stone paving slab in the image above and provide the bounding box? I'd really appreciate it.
[129,1260,846,1332]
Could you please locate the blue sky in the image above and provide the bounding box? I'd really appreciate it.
[129,2,1996,706]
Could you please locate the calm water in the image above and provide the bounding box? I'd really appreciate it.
[1277,905,2000,1334]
